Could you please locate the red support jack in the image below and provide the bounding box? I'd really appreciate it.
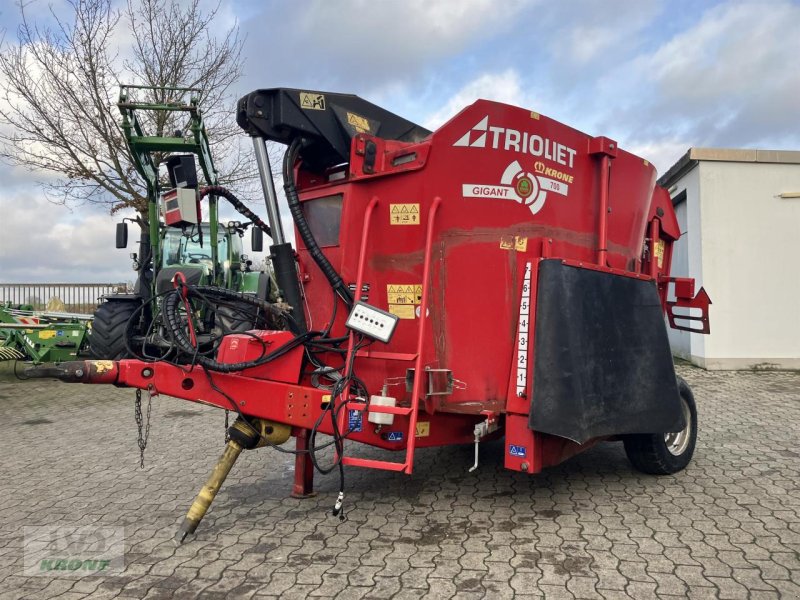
[291,427,315,498]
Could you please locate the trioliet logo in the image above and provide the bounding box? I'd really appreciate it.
[453,115,577,169]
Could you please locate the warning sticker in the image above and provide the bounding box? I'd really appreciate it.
[390,203,420,226]
[39,330,56,340]
[389,304,415,319]
[346,112,371,134]
[299,92,326,110]
[509,444,527,457]
[387,284,423,305]
[500,235,528,252]
[348,409,363,433]
[655,239,665,268]
[415,422,430,437]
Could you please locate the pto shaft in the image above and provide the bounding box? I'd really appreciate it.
[176,439,243,544]
[175,416,291,543]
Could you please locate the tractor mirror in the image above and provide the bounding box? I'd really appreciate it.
[116,222,128,248]
[251,227,263,252]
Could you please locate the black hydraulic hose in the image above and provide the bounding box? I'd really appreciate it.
[199,186,272,238]
[283,140,354,306]
[161,285,313,372]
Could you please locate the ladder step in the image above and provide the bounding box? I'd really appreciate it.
[343,457,407,472]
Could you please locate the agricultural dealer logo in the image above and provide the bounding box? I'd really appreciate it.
[462,160,570,215]
[24,526,124,577]
[453,115,577,168]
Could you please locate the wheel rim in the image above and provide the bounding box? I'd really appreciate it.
[664,396,692,456]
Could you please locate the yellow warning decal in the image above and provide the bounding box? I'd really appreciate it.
[387,284,423,305]
[389,203,420,225]
[415,422,430,437]
[321,394,332,406]
[93,360,115,373]
[346,112,371,133]
[655,239,665,268]
[500,235,528,252]
[299,92,326,110]
[39,330,56,339]
[389,304,415,319]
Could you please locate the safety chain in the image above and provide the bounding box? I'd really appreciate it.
[134,387,152,469]
[224,409,230,444]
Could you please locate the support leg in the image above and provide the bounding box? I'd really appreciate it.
[291,427,315,498]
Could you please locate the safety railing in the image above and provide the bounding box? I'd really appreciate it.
[0,283,129,314]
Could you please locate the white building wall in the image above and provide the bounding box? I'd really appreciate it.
[696,161,800,369]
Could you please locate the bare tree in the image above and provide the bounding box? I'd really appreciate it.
[0,0,254,220]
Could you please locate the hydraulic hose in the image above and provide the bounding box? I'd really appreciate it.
[161,285,313,372]
[283,140,354,306]
[199,186,271,238]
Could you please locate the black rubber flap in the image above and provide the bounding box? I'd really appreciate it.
[529,260,684,443]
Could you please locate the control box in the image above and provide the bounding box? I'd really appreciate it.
[162,188,200,228]
[345,301,399,343]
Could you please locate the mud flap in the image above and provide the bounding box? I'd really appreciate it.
[529,260,684,443]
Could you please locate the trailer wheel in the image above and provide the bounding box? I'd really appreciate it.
[90,300,138,359]
[623,376,697,475]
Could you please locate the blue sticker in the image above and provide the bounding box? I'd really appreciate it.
[386,431,404,442]
[56,330,64,336]
[348,409,362,433]
[509,444,527,457]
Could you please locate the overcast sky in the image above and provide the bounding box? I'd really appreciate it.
[1,0,798,283]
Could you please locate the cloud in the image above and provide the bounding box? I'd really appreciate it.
[0,191,138,283]
[546,0,661,68]
[596,0,800,169]
[238,0,532,95]
[423,69,525,130]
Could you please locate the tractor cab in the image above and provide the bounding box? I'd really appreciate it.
[158,223,249,293]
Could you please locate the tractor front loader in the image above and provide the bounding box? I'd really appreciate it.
[89,85,277,360]
[27,87,711,543]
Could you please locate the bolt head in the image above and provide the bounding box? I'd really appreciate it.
[521,462,529,472]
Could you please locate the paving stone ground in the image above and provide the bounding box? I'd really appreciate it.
[0,364,798,599]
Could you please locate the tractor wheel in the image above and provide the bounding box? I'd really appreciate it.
[623,376,697,475]
[90,300,138,359]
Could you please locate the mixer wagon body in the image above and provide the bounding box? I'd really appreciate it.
[27,88,710,538]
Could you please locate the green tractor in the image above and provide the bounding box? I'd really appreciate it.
[90,85,273,359]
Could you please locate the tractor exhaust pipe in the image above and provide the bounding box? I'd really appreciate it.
[23,360,120,384]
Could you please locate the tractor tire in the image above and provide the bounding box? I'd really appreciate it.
[90,300,138,359]
[623,376,697,475]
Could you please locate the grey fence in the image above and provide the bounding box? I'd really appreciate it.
[0,283,129,314]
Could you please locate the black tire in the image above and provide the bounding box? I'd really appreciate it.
[90,300,138,359]
[623,376,697,475]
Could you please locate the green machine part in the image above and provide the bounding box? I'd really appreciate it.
[0,305,91,364]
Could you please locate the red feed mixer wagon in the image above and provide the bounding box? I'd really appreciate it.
[28,88,711,542]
